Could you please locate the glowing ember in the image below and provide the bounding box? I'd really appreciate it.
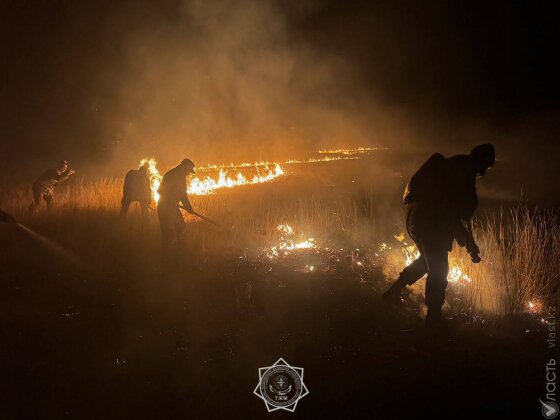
[526,299,543,315]
[379,242,391,251]
[268,223,317,258]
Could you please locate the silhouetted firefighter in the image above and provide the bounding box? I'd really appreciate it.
[383,144,495,328]
[29,160,75,213]
[121,162,151,217]
[157,158,196,247]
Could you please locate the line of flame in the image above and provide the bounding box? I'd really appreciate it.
[187,164,284,196]
[317,147,382,155]
[196,147,384,172]
[140,147,381,201]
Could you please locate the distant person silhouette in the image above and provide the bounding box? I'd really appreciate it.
[157,158,196,248]
[383,144,495,328]
[29,160,75,213]
[120,162,152,217]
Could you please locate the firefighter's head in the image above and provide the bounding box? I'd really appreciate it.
[470,144,495,176]
[56,160,68,173]
[179,158,196,175]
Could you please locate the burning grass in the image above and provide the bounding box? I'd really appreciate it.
[1,153,552,418]
[0,157,558,323]
[467,208,560,317]
[376,208,560,319]
[139,147,383,200]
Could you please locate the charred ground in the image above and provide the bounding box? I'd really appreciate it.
[0,151,554,418]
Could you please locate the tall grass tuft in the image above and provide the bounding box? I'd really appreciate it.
[1,176,558,318]
[449,207,560,316]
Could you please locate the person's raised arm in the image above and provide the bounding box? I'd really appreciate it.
[57,168,76,182]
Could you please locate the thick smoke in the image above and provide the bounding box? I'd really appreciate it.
[109,0,407,169]
[1,0,558,190]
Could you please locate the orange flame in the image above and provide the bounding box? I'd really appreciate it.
[139,158,162,203]
[267,223,316,258]
[394,233,472,283]
[140,147,381,202]
[188,164,284,196]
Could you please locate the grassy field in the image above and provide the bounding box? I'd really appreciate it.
[2,160,557,318]
[0,156,557,417]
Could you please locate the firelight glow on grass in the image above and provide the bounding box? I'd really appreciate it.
[140,147,380,201]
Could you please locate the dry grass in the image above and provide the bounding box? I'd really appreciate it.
[447,207,560,317]
[1,175,558,318]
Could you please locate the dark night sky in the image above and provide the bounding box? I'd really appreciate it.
[1,0,559,178]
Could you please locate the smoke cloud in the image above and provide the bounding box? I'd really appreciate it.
[1,0,558,186]
[108,0,408,169]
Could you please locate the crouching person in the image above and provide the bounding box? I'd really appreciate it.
[157,158,196,248]
[121,162,152,218]
[382,144,495,328]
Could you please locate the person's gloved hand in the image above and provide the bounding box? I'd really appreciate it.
[470,253,481,263]
[466,240,481,263]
